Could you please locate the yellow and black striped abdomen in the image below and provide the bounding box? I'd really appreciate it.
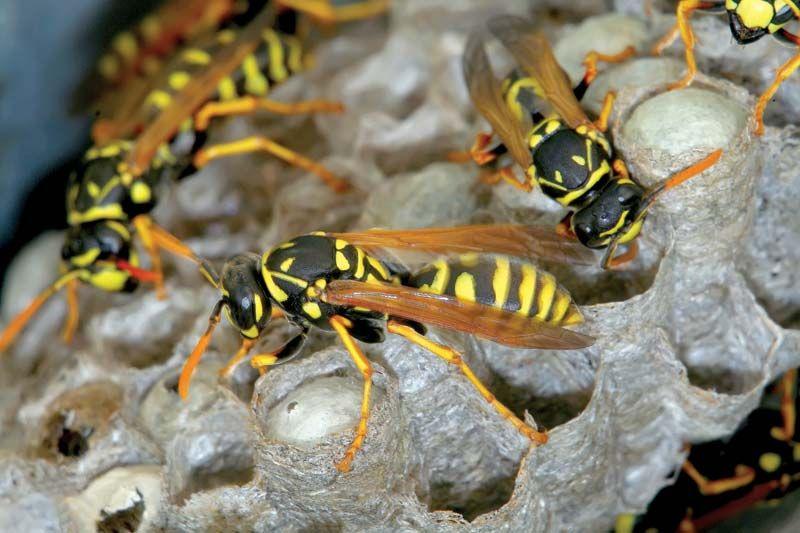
[409,254,582,326]
[261,233,397,328]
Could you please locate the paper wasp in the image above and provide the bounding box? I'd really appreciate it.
[616,369,800,532]
[455,16,722,269]
[654,0,800,135]
[0,3,387,354]
[176,225,596,472]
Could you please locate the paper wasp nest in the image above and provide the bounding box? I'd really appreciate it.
[1,1,799,531]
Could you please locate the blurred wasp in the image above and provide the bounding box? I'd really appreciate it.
[654,0,800,135]
[616,369,800,532]
[176,224,596,472]
[0,3,388,354]
[454,16,722,269]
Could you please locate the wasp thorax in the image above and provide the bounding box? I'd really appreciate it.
[571,180,645,249]
[220,253,273,339]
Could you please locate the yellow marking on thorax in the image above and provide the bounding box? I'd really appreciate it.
[538,177,569,191]
[760,452,782,472]
[87,182,101,198]
[112,32,138,61]
[263,29,289,82]
[336,251,351,271]
[145,90,172,109]
[367,256,390,279]
[182,48,211,65]
[557,159,611,206]
[335,239,348,250]
[504,76,540,121]
[243,54,269,96]
[518,264,537,316]
[492,257,511,308]
[129,181,151,204]
[585,139,594,169]
[168,71,191,91]
[303,302,323,319]
[354,247,366,279]
[454,272,477,302]
[217,77,238,101]
[278,241,295,249]
[280,257,295,272]
[571,155,586,166]
[69,204,126,225]
[535,273,557,321]
[554,170,564,183]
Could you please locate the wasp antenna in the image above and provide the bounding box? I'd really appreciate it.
[0,271,81,353]
[178,300,224,399]
[199,259,221,288]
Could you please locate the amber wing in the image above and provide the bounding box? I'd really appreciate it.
[329,224,596,265]
[487,16,591,130]
[463,29,533,169]
[324,280,593,349]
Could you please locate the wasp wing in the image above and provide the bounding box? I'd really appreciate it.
[463,29,533,169]
[329,224,596,265]
[324,280,593,349]
[125,7,276,174]
[488,16,591,130]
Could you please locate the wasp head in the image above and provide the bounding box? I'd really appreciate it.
[727,0,792,44]
[218,253,273,340]
[61,221,139,292]
[571,180,645,249]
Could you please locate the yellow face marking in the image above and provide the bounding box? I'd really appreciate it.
[618,219,644,244]
[492,257,511,309]
[303,302,323,319]
[254,293,263,322]
[105,220,131,240]
[112,32,138,61]
[554,170,564,184]
[87,182,101,198]
[336,251,351,271]
[182,48,211,65]
[130,181,152,204]
[98,55,119,79]
[263,29,289,82]
[217,77,238,101]
[168,71,191,91]
[518,264,537,316]
[557,159,611,206]
[87,269,128,292]
[241,325,259,339]
[571,155,586,166]
[759,452,782,472]
[280,257,295,272]
[454,272,477,303]
[69,248,101,267]
[736,0,776,29]
[145,90,172,109]
[599,210,629,238]
[242,54,269,96]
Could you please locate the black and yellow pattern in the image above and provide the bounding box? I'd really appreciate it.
[410,254,582,326]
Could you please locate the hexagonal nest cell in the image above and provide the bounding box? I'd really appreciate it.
[1,1,799,531]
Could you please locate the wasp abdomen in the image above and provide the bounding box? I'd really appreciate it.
[409,255,582,326]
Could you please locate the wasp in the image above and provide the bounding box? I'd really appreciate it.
[456,16,723,269]
[0,3,387,354]
[176,224,596,472]
[615,369,800,532]
[654,0,800,135]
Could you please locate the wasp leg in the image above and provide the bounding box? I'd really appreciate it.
[555,212,576,240]
[612,159,630,180]
[594,91,617,132]
[193,96,345,132]
[178,300,224,399]
[601,240,639,270]
[250,327,308,376]
[276,0,389,25]
[133,215,166,300]
[668,1,727,90]
[219,339,256,378]
[193,136,350,193]
[62,278,80,344]
[771,368,797,441]
[578,46,636,95]
[0,271,81,353]
[145,220,201,266]
[682,459,756,496]
[652,23,680,55]
[328,315,374,472]
[387,320,548,444]
[468,131,501,166]
[482,166,532,192]
[754,44,800,136]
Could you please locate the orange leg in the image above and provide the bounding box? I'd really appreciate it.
[146,221,200,265]
[603,240,639,270]
[193,96,345,131]
[61,278,80,344]
[133,216,166,300]
[219,339,255,377]
[178,300,223,399]
[330,315,374,472]
[594,91,616,132]
[682,460,756,496]
[387,320,547,444]
[582,46,636,86]
[668,1,724,91]
[771,368,797,442]
[193,136,350,193]
[754,51,800,136]
[652,23,680,56]
[555,212,576,240]
[276,0,389,25]
[612,159,630,180]
[469,132,499,166]
[482,166,533,192]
